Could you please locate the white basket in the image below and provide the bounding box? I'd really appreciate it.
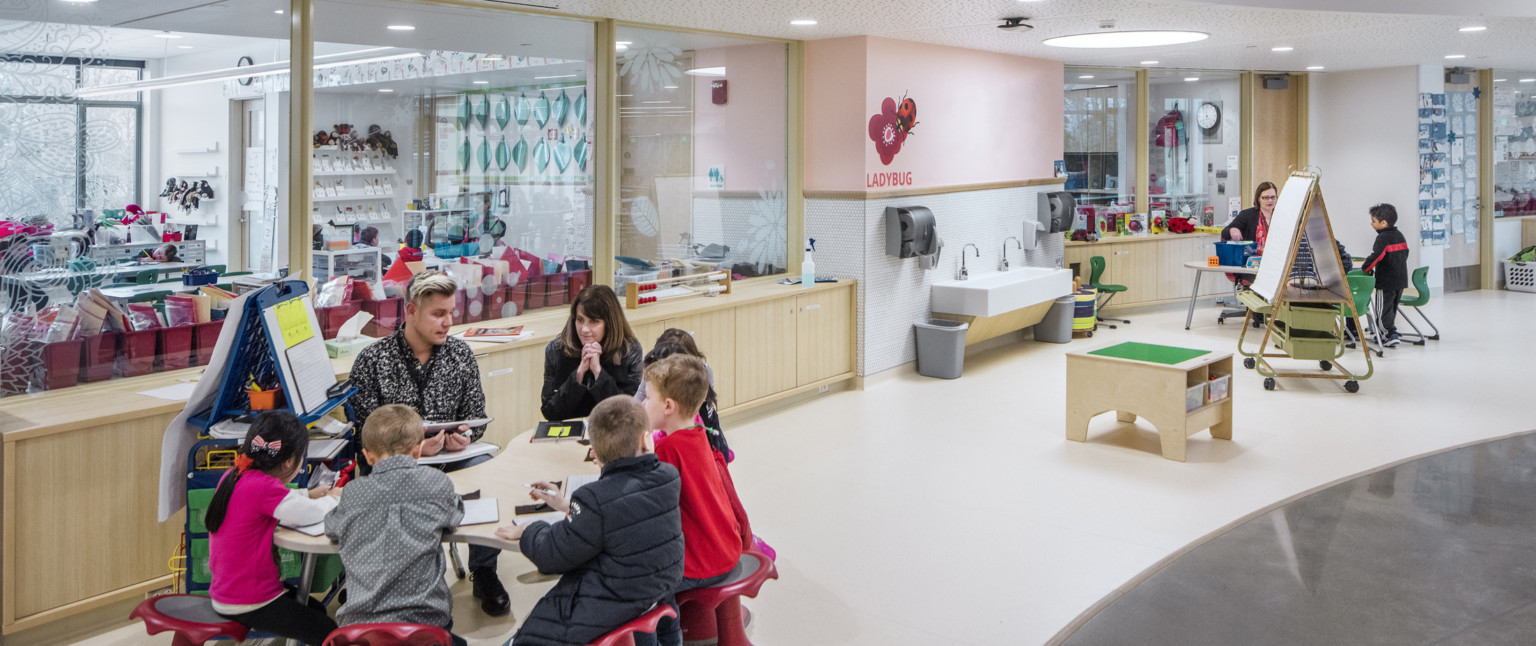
[1505,260,1536,293]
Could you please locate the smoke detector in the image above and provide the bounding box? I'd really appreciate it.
[1099,20,1116,30]
[998,17,1033,31]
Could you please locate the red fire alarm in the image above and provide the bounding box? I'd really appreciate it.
[711,79,727,105]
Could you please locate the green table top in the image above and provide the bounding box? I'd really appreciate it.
[1087,341,1211,366]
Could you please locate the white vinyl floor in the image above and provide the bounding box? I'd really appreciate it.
[56,289,1536,646]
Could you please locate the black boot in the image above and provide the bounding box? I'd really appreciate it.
[471,567,510,617]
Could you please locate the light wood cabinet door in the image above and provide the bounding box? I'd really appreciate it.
[1064,245,1094,284]
[475,342,547,445]
[1158,236,1203,301]
[631,319,671,357]
[796,290,854,386]
[666,309,738,409]
[734,297,797,404]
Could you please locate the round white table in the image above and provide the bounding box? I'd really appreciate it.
[1182,261,1260,330]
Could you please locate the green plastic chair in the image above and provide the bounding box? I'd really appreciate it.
[134,269,159,285]
[1398,266,1439,341]
[129,291,172,304]
[1088,256,1129,328]
[1343,271,1382,357]
[223,271,253,277]
[205,265,226,274]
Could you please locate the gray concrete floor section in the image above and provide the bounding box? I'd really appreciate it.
[1064,431,1536,646]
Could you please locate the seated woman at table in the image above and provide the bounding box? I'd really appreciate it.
[541,284,643,421]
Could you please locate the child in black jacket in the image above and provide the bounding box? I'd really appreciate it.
[497,395,684,646]
[1362,203,1410,347]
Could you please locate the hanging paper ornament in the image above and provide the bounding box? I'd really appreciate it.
[574,90,587,126]
[458,137,471,172]
[553,90,570,127]
[474,94,490,130]
[457,94,471,130]
[574,135,589,171]
[477,137,491,173]
[512,136,529,171]
[554,134,572,172]
[496,138,512,171]
[532,136,551,172]
[514,92,531,127]
[495,94,511,130]
[533,92,551,128]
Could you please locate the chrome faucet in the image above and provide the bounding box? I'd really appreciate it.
[1001,237,1021,271]
[959,243,979,280]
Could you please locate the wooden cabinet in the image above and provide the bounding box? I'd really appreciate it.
[474,343,545,448]
[664,309,738,409]
[734,297,798,404]
[796,289,854,386]
[1066,234,1223,308]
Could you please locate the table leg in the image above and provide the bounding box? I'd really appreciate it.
[1185,270,1204,330]
[287,553,319,646]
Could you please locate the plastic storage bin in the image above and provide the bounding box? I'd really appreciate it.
[1185,382,1207,412]
[316,302,362,340]
[119,329,158,377]
[1214,240,1257,267]
[1207,373,1231,403]
[1504,260,1535,293]
[1035,295,1076,343]
[40,339,83,390]
[914,319,969,379]
[80,332,118,382]
[191,320,224,367]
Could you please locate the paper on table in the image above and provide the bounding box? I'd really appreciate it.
[564,473,599,501]
[139,382,198,401]
[416,442,500,465]
[460,498,499,526]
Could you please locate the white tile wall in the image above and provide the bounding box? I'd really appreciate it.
[807,184,1066,375]
[693,194,790,275]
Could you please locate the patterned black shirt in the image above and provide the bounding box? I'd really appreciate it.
[348,329,487,439]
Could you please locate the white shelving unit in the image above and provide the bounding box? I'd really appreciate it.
[312,143,402,237]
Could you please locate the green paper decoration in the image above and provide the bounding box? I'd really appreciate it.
[457,95,470,130]
[574,136,588,170]
[477,137,491,172]
[533,93,551,128]
[554,135,571,172]
[512,136,529,171]
[574,90,587,125]
[532,136,550,171]
[496,138,512,171]
[553,90,570,127]
[495,94,511,130]
[514,93,531,127]
[457,137,471,172]
[474,94,490,130]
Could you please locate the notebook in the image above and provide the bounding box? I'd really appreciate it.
[416,442,499,465]
[459,498,499,526]
[532,420,586,443]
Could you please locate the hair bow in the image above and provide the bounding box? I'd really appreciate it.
[250,435,283,455]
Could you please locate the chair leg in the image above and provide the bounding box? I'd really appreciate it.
[448,543,466,580]
[1398,313,1428,345]
[1096,292,1129,326]
[1409,306,1440,340]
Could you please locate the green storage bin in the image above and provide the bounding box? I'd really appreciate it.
[187,488,216,534]
[1277,302,1337,332]
[190,538,212,584]
[1274,322,1340,361]
[277,547,304,579]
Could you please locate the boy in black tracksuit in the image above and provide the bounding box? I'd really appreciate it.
[496,395,684,646]
[1362,203,1410,347]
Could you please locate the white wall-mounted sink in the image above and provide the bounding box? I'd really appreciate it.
[931,267,1073,318]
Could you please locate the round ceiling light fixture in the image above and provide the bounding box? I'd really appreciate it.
[790,19,817,26]
[1044,30,1208,48]
[1459,26,1487,32]
[1306,66,1325,70]
[998,17,1033,31]
[1141,60,1159,65]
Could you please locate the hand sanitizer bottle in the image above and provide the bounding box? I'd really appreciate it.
[801,238,816,288]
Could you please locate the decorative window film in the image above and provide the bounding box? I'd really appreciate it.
[1147,70,1240,228]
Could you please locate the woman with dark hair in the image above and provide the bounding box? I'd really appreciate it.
[1222,181,1279,249]
[540,284,644,421]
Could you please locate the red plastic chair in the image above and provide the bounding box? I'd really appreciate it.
[323,623,453,646]
[130,594,249,646]
[676,548,778,646]
[589,604,678,646]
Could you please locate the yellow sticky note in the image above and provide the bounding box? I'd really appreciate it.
[274,299,315,349]
[551,425,570,438]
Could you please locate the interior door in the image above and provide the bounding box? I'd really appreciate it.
[238,98,266,271]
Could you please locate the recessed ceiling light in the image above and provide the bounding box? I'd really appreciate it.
[1272,46,1293,52]
[275,9,283,14]
[378,88,394,92]
[387,25,415,31]
[663,85,678,89]
[1459,26,1487,32]
[1445,54,1466,59]
[1078,75,1094,79]
[484,56,501,61]
[1185,77,1200,82]
[790,19,817,26]
[534,74,578,80]
[1521,79,1535,83]
[1044,31,1208,48]
[643,100,669,104]
[1141,60,1159,65]
[60,0,98,3]
[615,44,628,51]
[153,31,181,39]
[177,45,194,49]
[685,66,726,76]
[473,80,489,84]
[1306,66,1324,70]
[616,41,632,46]
[1494,78,1506,82]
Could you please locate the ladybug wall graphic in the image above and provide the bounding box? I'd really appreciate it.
[895,95,918,134]
[869,92,919,166]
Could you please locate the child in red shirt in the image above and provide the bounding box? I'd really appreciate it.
[641,354,753,646]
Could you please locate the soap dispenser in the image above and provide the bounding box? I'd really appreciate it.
[801,238,816,288]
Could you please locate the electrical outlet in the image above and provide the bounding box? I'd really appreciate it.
[818,385,829,394]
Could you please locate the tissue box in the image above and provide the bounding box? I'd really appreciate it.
[325,337,374,358]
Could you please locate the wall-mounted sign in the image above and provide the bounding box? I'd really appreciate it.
[868,93,918,166]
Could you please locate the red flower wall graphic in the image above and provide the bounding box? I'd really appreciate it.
[868,94,918,165]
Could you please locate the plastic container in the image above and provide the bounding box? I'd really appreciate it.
[1035,295,1076,344]
[1185,382,1207,412]
[248,388,279,410]
[361,297,401,337]
[1504,260,1535,293]
[547,272,570,307]
[80,332,118,382]
[1073,287,1098,331]
[1207,373,1231,403]
[914,319,969,379]
[615,269,660,297]
[40,339,83,390]
[191,320,225,367]
[1214,240,1256,267]
[567,269,591,302]
[525,275,547,311]
[119,329,158,377]
[159,325,194,371]
[315,302,362,340]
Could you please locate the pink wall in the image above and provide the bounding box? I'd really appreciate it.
[805,36,1064,192]
[693,42,788,191]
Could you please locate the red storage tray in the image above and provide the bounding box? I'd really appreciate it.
[508,282,527,314]
[487,287,510,320]
[567,269,591,303]
[159,325,194,371]
[546,272,569,307]
[315,302,362,340]
[191,320,225,367]
[525,275,547,311]
[80,332,119,383]
[40,339,84,390]
[119,329,158,378]
[361,297,401,337]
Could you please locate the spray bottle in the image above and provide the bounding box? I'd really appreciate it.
[801,237,816,288]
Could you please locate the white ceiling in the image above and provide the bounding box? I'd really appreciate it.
[4,0,1536,74]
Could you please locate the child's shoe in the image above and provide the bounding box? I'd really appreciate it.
[1384,333,1401,348]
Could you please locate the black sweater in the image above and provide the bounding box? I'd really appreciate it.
[1221,207,1264,243]
[512,454,685,646]
[1362,226,1410,290]
[541,338,644,421]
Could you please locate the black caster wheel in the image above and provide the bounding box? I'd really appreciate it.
[1344,380,1359,393]
[1243,357,1256,370]
[1319,360,1332,371]
[1218,318,1225,324]
[1263,377,1276,391]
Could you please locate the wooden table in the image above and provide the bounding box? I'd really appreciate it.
[1065,342,1234,462]
[1182,261,1259,330]
[274,429,597,600]
[96,282,200,300]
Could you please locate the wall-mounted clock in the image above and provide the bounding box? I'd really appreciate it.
[1198,100,1222,143]
[236,56,255,86]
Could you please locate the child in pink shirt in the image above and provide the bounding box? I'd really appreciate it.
[207,412,342,645]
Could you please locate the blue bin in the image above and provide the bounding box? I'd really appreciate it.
[1213,241,1256,267]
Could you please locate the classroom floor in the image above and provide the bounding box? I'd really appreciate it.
[61,289,1536,646]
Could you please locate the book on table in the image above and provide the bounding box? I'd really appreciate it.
[463,326,524,339]
[532,420,586,443]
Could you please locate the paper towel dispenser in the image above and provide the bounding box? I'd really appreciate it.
[1038,191,1076,233]
[885,206,939,259]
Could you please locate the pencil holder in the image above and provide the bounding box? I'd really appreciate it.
[248,388,279,410]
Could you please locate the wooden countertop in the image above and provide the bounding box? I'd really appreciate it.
[0,278,854,441]
[1065,232,1219,247]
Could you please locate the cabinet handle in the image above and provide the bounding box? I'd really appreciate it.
[804,304,821,311]
[1114,251,1130,255]
[487,367,515,377]
[474,353,490,359]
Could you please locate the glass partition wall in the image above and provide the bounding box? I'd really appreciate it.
[1148,70,1241,227]
[1063,67,1135,230]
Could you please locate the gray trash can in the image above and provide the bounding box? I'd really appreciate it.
[1034,295,1076,344]
[914,319,969,379]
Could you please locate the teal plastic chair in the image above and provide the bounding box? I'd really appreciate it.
[1343,271,1382,357]
[1088,256,1129,328]
[222,271,253,277]
[204,264,226,274]
[129,291,172,304]
[1398,266,1439,342]
[134,269,159,285]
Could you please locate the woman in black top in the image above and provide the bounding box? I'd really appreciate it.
[1222,181,1278,247]
[541,284,644,421]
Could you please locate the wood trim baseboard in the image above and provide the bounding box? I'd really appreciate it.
[1,576,171,635]
[804,177,1063,201]
[721,372,855,417]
